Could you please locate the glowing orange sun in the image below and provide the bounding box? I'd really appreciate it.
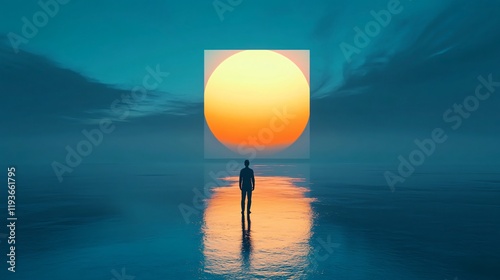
[205,50,309,152]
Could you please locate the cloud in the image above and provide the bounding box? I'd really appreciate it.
[0,40,197,130]
[306,0,500,142]
[311,0,500,97]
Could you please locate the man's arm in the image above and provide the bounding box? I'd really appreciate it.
[251,171,255,190]
[239,170,242,190]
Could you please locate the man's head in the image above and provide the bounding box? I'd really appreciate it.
[244,160,250,167]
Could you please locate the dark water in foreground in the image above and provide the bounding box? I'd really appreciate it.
[1,162,499,279]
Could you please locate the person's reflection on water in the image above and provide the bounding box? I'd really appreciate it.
[241,213,252,270]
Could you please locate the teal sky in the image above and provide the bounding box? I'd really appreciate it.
[2,0,454,103]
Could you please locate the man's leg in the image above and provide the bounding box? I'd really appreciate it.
[241,190,246,213]
[247,190,252,213]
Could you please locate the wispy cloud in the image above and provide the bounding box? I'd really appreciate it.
[312,0,500,98]
[0,41,198,125]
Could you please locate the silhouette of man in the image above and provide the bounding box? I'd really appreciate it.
[239,160,255,214]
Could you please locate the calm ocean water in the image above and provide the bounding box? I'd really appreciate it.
[1,162,499,279]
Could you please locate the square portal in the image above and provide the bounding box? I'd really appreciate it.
[204,50,310,159]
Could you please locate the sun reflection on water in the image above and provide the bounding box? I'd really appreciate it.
[203,175,315,278]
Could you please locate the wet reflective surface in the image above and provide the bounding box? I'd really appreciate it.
[9,162,500,280]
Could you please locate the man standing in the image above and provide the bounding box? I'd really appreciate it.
[239,160,255,214]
